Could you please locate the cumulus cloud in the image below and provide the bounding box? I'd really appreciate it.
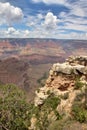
[26,10,87,39]
[27,12,58,31]
[0,2,23,25]
[44,12,58,25]
[0,27,30,38]
[31,0,87,36]
[43,12,58,30]
[0,0,87,39]
[7,27,16,34]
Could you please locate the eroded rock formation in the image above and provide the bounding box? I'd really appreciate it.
[29,56,87,130]
[34,56,87,113]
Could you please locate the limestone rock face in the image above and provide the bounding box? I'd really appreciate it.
[52,62,86,75]
[34,86,49,106]
[34,56,87,116]
[66,56,87,66]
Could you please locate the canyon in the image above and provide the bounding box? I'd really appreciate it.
[0,39,87,100]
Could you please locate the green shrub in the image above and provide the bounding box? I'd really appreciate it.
[44,94,61,110]
[54,110,62,120]
[72,104,86,123]
[74,79,83,90]
[61,92,69,100]
[33,94,61,130]
[0,84,30,130]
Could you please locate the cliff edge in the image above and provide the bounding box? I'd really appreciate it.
[29,56,87,130]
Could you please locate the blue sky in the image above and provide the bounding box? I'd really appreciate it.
[0,0,87,39]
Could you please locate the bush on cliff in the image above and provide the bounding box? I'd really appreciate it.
[74,79,84,90]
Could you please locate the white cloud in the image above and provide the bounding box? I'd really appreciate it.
[70,1,87,17]
[58,17,87,32]
[7,27,16,34]
[26,13,44,28]
[0,26,87,39]
[43,12,58,30]
[56,32,87,39]
[72,7,85,17]
[37,13,44,19]
[0,27,30,38]
[27,12,59,31]
[58,0,87,34]
[24,10,87,39]
[28,30,87,39]
[32,0,66,5]
[0,2,23,25]
[58,0,87,18]
[69,3,87,18]
[44,12,58,25]
[64,23,87,32]
[0,1,87,39]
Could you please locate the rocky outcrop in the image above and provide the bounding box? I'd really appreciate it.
[29,56,87,130]
[66,56,87,66]
[34,56,87,115]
